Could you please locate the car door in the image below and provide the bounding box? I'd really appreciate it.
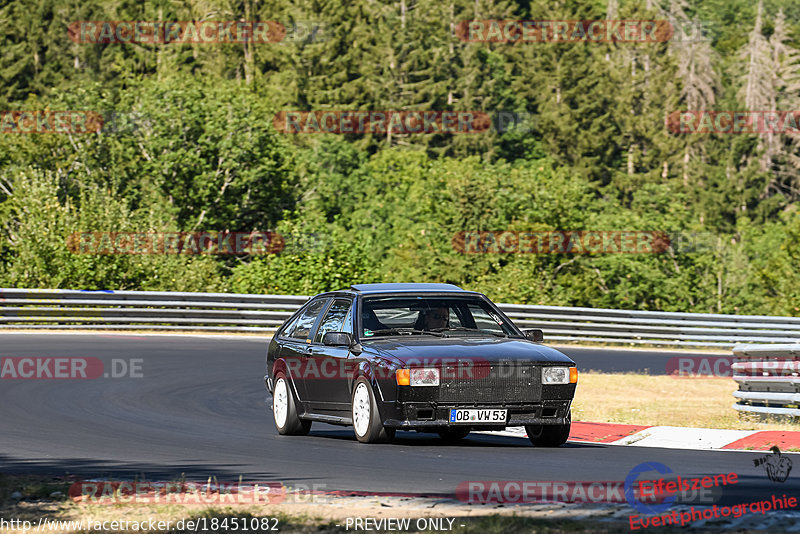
[306,298,354,415]
[279,297,330,407]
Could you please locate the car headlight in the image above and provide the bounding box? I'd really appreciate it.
[409,368,440,386]
[542,366,570,384]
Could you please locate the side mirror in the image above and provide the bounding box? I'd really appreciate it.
[524,329,544,342]
[323,332,353,346]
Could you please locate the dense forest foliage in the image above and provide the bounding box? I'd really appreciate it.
[1,0,800,314]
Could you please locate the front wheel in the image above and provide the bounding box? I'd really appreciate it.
[525,412,570,447]
[272,375,311,436]
[351,378,395,443]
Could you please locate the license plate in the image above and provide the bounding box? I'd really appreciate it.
[449,409,507,424]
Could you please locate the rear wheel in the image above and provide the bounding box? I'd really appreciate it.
[272,375,311,436]
[351,378,395,443]
[525,412,570,447]
[437,427,470,442]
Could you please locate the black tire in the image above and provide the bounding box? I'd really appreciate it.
[272,374,311,436]
[525,412,571,447]
[437,427,471,442]
[351,378,395,443]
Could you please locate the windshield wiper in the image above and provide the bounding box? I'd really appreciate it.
[367,328,446,337]
[439,327,508,338]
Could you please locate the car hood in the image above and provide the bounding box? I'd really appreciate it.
[360,336,575,367]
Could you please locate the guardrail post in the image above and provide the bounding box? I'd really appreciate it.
[732,344,800,422]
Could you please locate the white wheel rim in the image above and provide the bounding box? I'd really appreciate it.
[352,382,371,437]
[273,378,289,428]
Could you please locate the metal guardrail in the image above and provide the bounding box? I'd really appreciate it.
[732,344,800,418]
[0,288,308,333]
[499,304,800,347]
[2,288,800,348]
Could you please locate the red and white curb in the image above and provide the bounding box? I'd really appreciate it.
[485,422,800,452]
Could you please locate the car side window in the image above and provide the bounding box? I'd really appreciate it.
[279,313,301,338]
[314,299,353,343]
[286,298,328,340]
[342,304,354,334]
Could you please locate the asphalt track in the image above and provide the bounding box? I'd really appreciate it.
[0,333,794,507]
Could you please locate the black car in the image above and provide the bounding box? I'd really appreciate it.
[265,283,577,445]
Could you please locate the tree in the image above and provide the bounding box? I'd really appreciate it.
[770,9,800,197]
[666,0,719,186]
[738,0,775,173]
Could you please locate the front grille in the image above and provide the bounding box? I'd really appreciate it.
[438,363,541,403]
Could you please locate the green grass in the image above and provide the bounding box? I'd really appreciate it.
[572,372,800,431]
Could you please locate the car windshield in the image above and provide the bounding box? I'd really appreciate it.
[360,296,517,338]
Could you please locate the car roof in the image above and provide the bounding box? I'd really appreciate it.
[312,283,483,300]
[349,283,466,294]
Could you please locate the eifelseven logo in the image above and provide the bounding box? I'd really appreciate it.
[625,462,676,514]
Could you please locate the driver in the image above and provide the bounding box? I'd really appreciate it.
[419,306,449,330]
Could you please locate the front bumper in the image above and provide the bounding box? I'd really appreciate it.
[264,375,273,394]
[381,400,572,430]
